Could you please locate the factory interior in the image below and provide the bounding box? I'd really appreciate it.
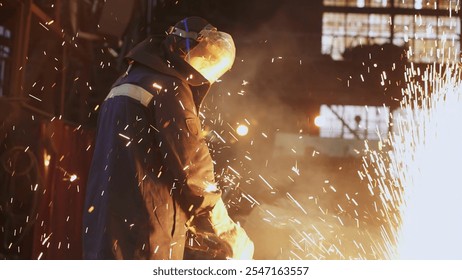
[1,0,461,260]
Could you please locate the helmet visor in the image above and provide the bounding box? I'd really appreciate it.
[185,30,236,83]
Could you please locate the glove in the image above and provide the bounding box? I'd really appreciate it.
[208,198,254,260]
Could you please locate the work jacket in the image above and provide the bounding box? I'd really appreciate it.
[82,38,222,259]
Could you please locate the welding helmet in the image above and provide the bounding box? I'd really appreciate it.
[167,17,236,83]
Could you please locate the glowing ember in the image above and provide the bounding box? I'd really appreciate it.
[69,174,78,182]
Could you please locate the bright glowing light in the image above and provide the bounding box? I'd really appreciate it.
[393,66,462,259]
[236,124,249,136]
[152,83,162,90]
[70,174,78,182]
[43,153,51,167]
[189,56,233,83]
[186,32,235,83]
[363,64,462,259]
[314,116,326,128]
[204,182,219,192]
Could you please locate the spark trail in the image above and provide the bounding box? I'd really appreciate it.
[363,64,462,259]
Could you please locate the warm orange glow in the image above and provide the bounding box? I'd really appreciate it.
[188,56,233,83]
[43,152,51,167]
[185,31,235,83]
[210,199,254,259]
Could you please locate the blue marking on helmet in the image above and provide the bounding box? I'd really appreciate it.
[182,19,191,53]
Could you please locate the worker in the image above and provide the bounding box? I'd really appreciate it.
[82,16,254,260]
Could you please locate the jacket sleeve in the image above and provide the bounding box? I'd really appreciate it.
[153,81,221,216]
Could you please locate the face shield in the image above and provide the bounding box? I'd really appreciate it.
[169,25,236,83]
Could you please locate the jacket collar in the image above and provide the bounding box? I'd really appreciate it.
[164,49,211,108]
[126,38,211,107]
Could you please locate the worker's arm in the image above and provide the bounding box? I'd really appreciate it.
[154,81,221,216]
[154,81,253,259]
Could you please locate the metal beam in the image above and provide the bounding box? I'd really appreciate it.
[326,105,362,140]
[31,3,64,36]
[322,6,461,17]
[9,0,32,98]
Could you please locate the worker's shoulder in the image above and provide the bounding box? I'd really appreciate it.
[138,63,188,89]
[118,64,187,94]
